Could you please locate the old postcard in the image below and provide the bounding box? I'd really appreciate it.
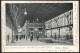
[1,0,79,52]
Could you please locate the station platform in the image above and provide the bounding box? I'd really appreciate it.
[6,38,73,46]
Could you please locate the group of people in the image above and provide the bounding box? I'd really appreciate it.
[7,33,40,42]
[29,34,39,42]
[15,35,26,41]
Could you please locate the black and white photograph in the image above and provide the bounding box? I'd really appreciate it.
[1,0,79,52]
[5,3,73,46]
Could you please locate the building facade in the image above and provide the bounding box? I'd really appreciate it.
[22,21,45,38]
[45,9,73,40]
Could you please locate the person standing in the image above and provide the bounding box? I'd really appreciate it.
[30,34,33,42]
[26,36,27,40]
[37,34,39,41]
[7,33,9,42]
[16,35,18,41]
[22,35,25,39]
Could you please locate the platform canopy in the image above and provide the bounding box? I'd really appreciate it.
[6,3,73,28]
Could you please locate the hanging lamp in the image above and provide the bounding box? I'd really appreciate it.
[24,8,27,15]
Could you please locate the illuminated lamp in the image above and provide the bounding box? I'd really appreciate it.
[35,28,38,31]
[24,8,27,15]
[18,26,20,28]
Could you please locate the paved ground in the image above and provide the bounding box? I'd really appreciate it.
[6,38,73,46]
[6,39,46,46]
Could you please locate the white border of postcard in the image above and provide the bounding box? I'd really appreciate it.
[1,1,79,52]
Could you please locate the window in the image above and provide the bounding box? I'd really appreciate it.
[29,28,34,31]
[38,28,43,31]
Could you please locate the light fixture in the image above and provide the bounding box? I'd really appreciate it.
[18,26,20,28]
[24,8,27,15]
[39,32,41,33]
[36,19,38,21]
[39,31,42,34]
[35,28,38,31]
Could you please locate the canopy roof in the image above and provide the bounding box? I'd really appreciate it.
[6,3,73,28]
